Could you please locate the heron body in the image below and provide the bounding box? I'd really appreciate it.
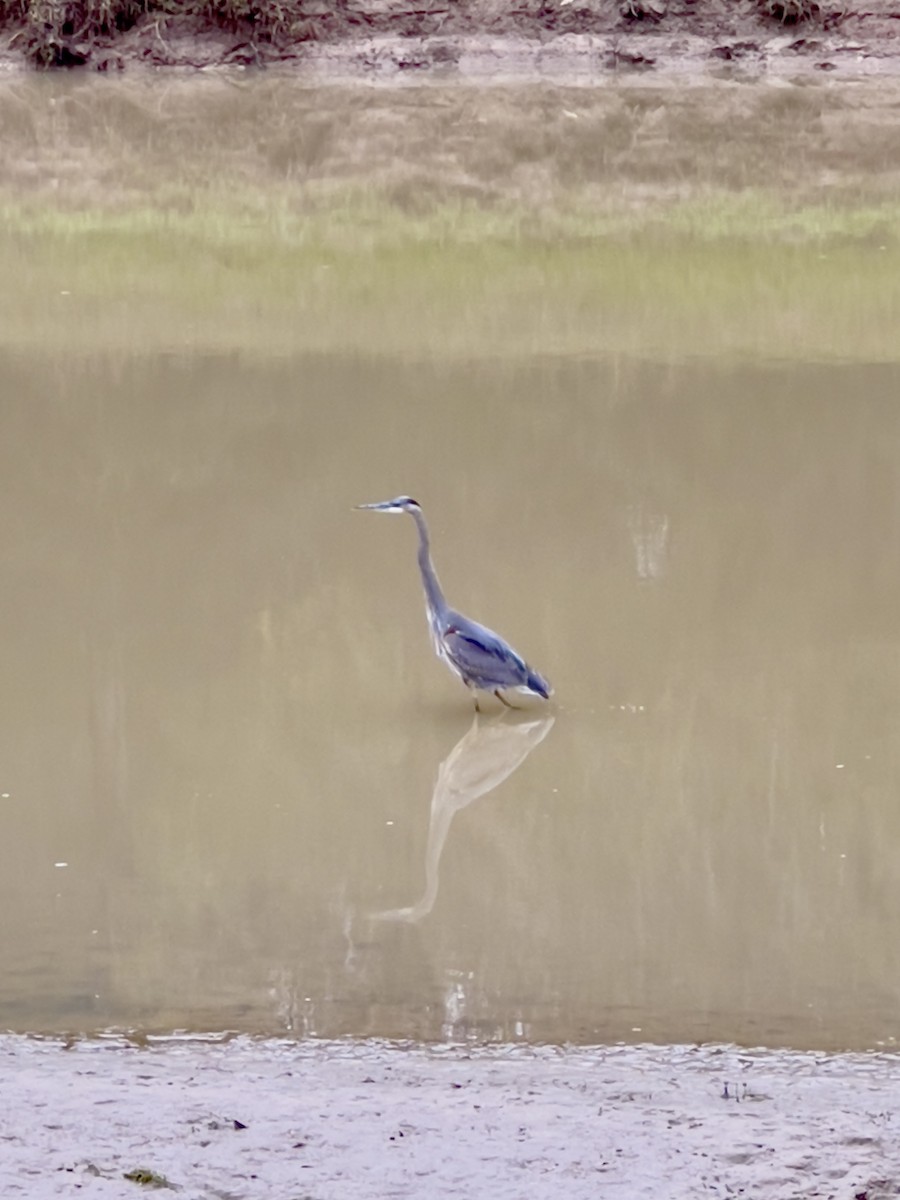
[356,496,552,709]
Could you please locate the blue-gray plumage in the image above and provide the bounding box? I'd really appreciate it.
[355,496,552,710]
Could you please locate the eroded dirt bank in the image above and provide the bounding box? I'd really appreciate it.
[4,0,900,76]
[3,1035,900,1199]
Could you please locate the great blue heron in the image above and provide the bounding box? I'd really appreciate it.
[356,496,552,710]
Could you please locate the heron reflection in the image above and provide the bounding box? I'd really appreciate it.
[372,710,554,924]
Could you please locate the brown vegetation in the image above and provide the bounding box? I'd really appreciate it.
[761,0,823,21]
[0,0,312,65]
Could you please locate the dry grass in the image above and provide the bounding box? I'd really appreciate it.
[758,0,847,23]
[760,0,820,21]
[1,0,146,64]
[0,0,305,64]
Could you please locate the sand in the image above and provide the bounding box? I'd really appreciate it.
[2,1035,899,1199]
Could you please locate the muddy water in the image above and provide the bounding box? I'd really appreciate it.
[1,350,899,1050]
[2,74,900,1051]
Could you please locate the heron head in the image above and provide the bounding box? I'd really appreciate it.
[355,496,421,514]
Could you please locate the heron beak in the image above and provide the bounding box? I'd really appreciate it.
[354,501,399,512]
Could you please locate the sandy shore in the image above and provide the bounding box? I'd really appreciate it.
[2,1035,899,1198]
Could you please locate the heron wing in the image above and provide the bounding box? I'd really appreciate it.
[442,616,527,688]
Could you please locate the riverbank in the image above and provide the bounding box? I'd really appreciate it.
[1,0,900,75]
[3,1034,899,1199]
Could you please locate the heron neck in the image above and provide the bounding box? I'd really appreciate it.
[410,508,448,620]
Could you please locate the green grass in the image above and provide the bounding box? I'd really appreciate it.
[3,186,900,362]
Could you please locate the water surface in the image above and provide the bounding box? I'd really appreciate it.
[1,351,899,1049]
[2,74,900,1050]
